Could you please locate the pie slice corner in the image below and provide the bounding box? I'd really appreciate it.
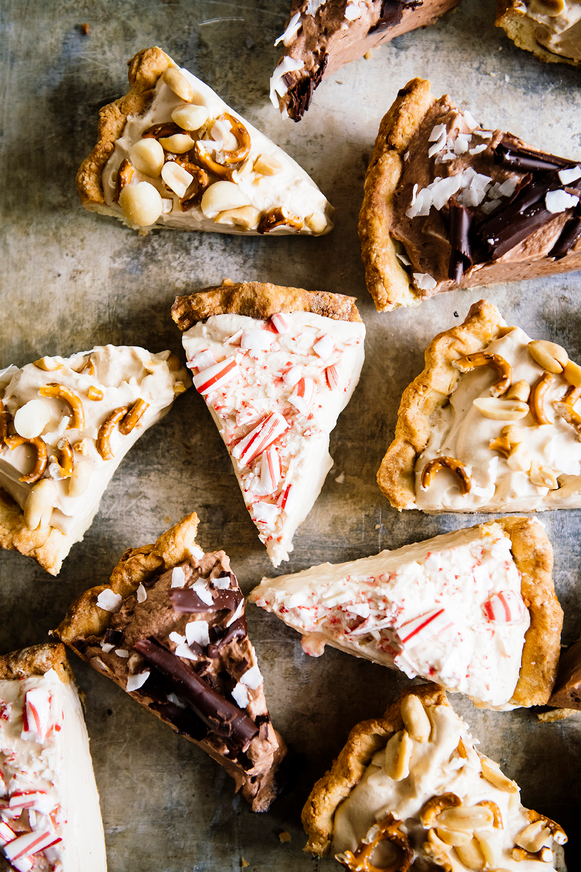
[171,280,365,566]
[378,299,581,515]
[249,517,562,710]
[77,46,333,236]
[496,0,581,68]
[54,513,287,814]
[302,683,568,869]
[359,76,581,312]
[0,345,189,575]
[0,642,107,871]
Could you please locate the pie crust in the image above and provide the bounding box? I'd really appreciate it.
[0,641,74,684]
[496,0,581,68]
[0,489,71,577]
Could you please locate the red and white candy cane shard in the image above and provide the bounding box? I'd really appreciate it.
[9,792,54,815]
[313,333,334,360]
[289,377,316,415]
[277,484,291,510]
[397,608,454,650]
[270,313,289,334]
[4,829,62,862]
[283,365,302,387]
[22,688,51,744]
[325,364,339,391]
[240,330,275,352]
[0,821,15,846]
[193,356,239,396]
[11,857,32,872]
[260,447,281,495]
[483,590,526,624]
[0,772,6,798]
[232,412,288,468]
[188,349,216,371]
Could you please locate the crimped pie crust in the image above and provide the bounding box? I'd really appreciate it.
[171,279,362,330]
[0,641,74,684]
[0,489,72,577]
[496,0,581,67]
[302,683,447,856]
[76,46,172,211]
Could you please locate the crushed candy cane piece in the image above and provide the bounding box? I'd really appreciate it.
[193,356,239,395]
[4,829,62,862]
[22,689,51,744]
[282,365,302,387]
[186,620,210,647]
[253,501,279,526]
[397,608,454,649]
[232,412,288,468]
[270,313,289,334]
[289,377,316,415]
[126,671,150,692]
[171,566,187,589]
[189,349,216,371]
[483,590,526,624]
[0,822,15,846]
[9,792,55,815]
[259,447,281,495]
[325,365,339,391]
[313,334,334,360]
[96,589,123,612]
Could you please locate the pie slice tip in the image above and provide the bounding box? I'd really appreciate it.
[496,0,581,68]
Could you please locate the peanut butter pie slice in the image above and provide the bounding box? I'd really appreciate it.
[77,46,333,235]
[55,514,287,813]
[302,684,568,869]
[379,299,581,513]
[497,0,581,68]
[0,346,188,575]
[172,281,365,566]
[360,77,581,311]
[0,643,106,872]
[270,0,460,121]
[250,517,562,710]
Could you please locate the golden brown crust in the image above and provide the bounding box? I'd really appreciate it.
[496,0,581,67]
[55,512,199,645]
[0,488,71,576]
[377,299,505,509]
[358,77,434,312]
[171,280,362,331]
[495,516,562,707]
[76,46,172,210]
[302,683,447,856]
[0,642,73,685]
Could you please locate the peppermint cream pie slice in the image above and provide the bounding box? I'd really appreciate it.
[0,345,188,575]
[77,46,333,236]
[172,281,365,566]
[497,0,581,68]
[359,77,581,311]
[378,299,581,513]
[270,1,460,121]
[302,684,568,869]
[0,643,106,872]
[249,517,562,709]
[55,514,287,813]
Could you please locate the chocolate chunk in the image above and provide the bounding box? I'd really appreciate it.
[549,211,581,260]
[134,638,258,747]
[104,628,124,646]
[149,700,208,742]
[368,0,404,34]
[73,639,90,654]
[448,202,473,282]
[548,638,581,710]
[494,140,573,173]
[208,618,247,657]
[170,588,242,613]
[287,51,328,122]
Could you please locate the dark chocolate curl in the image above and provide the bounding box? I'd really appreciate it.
[208,618,247,657]
[494,142,573,173]
[134,638,258,747]
[104,628,124,646]
[549,211,581,260]
[287,51,327,122]
[170,588,242,613]
[368,0,404,34]
[448,203,473,282]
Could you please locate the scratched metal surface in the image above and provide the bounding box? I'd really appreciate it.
[1,0,581,869]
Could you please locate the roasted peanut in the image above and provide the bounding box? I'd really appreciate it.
[119,182,163,227]
[253,153,282,176]
[480,756,518,793]
[214,205,261,230]
[87,386,104,402]
[473,397,529,420]
[401,694,431,742]
[32,357,63,372]
[529,461,559,490]
[516,820,552,853]
[129,138,165,177]
[436,805,494,832]
[171,103,209,131]
[563,359,581,388]
[421,456,471,495]
[161,161,193,198]
[200,181,250,217]
[384,729,413,782]
[528,339,568,373]
[506,379,531,402]
[13,399,51,439]
[436,828,471,847]
[158,133,194,154]
[476,800,503,829]
[306,211,328,234]
[23,479,57,530]
[68,458,92,498]
[420,793,462,828]
[162,67,196,102]
[455,838,486,870]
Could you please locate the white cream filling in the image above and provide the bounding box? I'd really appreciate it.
[520,0,581,59]
[333,702,558,871]
[0,346,187,542]
[0,670,106,872]
[250,523,529,706]
[102,58,331,234]
[415,326,581,512]
[181,311,365,566]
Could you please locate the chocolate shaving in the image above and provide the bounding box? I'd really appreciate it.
[448,202,473,282]
[170,588,242,613]
[286,51,328,122]
[104,628,124,646]
[368,0,404,34]
[208,618,247,657]
[134,638,258,747]
[494,141,573,174]
[148,700,208,742]
[549,210,581,260]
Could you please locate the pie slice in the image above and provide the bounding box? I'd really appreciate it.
[77,46,333,236]
[249,517,563,709]
[0,345,188,575]
[0,642,106,872]
[302,684,568,869]
[378,299,581,513]
[547,633,581,710]
[54,513,287,813]
[171,280,365,566]
[270,0,460,121]
[359,77,581,311]
[497,0,581,68]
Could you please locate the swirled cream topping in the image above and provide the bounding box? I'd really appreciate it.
[333,698,565,870]
[0,346,188,542]
[520,0,581,61]
[250,523,529,707]
[180,311,365,566]
[102,54,333,235]
[415,326,581,512]
[0,669,106,872]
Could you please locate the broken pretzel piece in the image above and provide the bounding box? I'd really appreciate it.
[454,352,512,397]
[335,814,413,872]
[38,383,85,430]
[5,435,48,484]
[421,456,471,495]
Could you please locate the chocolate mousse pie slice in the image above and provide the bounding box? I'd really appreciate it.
[0,642,107,872]
[378,299,581,513]
[360,77,581,311]
[270,0,460,121]
[250,517,562,709]
[77,46,333,235]
[302,684,568,869]
[54,513,287,813]
[0,346,188,575]
[172,281,365,567]
[497,0,581,68]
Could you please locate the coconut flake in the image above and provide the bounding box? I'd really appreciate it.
[100,642,114,653]
[175,642,199,661]
[169,632,186,645]
[166,693,186,708]
[126,671,150,692]
[192,579,214,605]
[269,56,305,107]
[428,129,447,158]
[240,663,262,689]
[136,583,147,604]
[430,175,463,210]
[186,620,210,647]
[546,189,579,213]
[274,11,302,46]
[231,682,250,708]
[497,177,519,197]
[344,0,362,19]
[481,199,501,214]
[171,567,187,589]
[96,589,123,613]
[213,575,231,589]
[454,134,472,155]
[413,273,437,291]
[463,110,478,130]
[468,143,487,156]
[227,599,246,627]
[115,649,129,658]
[558,165,581,184]
[396,252,411,267]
